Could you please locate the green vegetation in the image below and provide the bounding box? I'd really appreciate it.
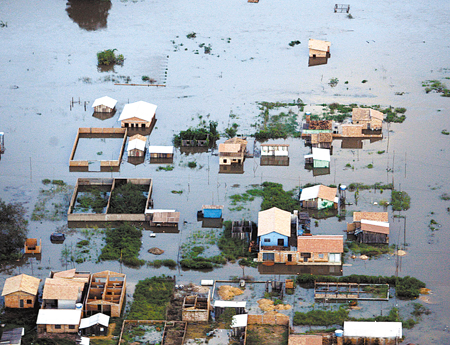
[391,190,411,211]
[367,163,373,169]
[348,182,393,191]
[224,123,239,138]
[99,224,145,267]
[377,150,385,154]
[294,306,349,327]
[258,182,298,212]
[422,79,450,97]
[362,79,368,83]
[383,107,407,123]
[295,274,425,299]
[0,199,28,261]
[254,100,304,140]
[187,161,197,168]
[171,190,183,194]
[218,221,257,266]
[128,276,175,320]
[97,49,124,66]
[288,40,301,47]
[187,32,196,39]
[142,76,156,84]
[428,219,440,231]
[157,165,175,171]
[329,77,339,87]
[440,193,450,200]
[74,187,108,213]
[173,120,219,147]
[347,242,395,257]
[147,259,177,268]
[442,129,450,135]
[109,183,147,214]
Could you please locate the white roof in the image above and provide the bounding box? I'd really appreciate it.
[145,209,176,214]
[231,314,248,328]
[201,280,214,286]
[80,337,90,345]
[79,313,110,329]
[92,96,117,109]
[214,301,247,308]
[148,146,174,154]
[361,219,389,227]
[312,147,330,161]
[344,322,402,338]
[128,138,146,151]
[118,101,157,122]
[36,309,82,325]
[300,185,321,201]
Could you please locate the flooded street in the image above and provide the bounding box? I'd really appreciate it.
[1,0,450,342]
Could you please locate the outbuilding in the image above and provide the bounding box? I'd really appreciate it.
[92,96,117,113]
[79,313,110,336]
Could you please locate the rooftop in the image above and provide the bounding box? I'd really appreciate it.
[118,101,157,122]
[36,309,82,325]
[344,321,402,338]
[297,235,344,253]
[353,212,389,222]
[1,274,41,296]
[92,96,117,109]
[257,207,291,237]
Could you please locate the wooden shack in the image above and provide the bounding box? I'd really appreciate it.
[352,108,384,130]
[84,271,126,318]
[1,274,41,309]
[145,209,180,227]
[148,146,174,163]
[308,39,331,58]
[24,238,42,254]
[348,212,390,244]
[118,101,157,128]
[79,313,110,336]
[92,96,117,113]
[127,134,146,157]
[182,289,210,322]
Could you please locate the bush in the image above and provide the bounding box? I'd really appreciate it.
[42,179,51,185]
[76,240,90,248]
[391,190,410,211]
[109,183,147,214]
[188,161,197,168]
[99,223,143,263]
[97,49,124,66]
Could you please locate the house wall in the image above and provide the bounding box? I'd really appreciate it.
[317,198,335,210]
[182,309,209,322]
[58,299,76,309]
[219,155,243,165]
[261,146,289,156]
[94,105,114,113]
[302,199,318,209]
[313,159,330,168]
[247,314,289,326]
[344,337,398,345]
[357,232,388,244]
[309,49,328,58]
[4,292,36,309]
[370,118,383,129]
[121,119,151,128]
[42,324,79,334]
[128,148,145,157]
[260,233,288,247]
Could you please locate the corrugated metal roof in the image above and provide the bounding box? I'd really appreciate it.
[312,148,330,162]
[148,146,174,154]
[300,185,320,201]
[353,212,389,222]
[344,321,402,338]
[118,101,157,122]
[257,207,291,237]
[297,235,344,253]
[128,138,146,151]
[361,219,390,235]
[308,39,331,52]
[79,313,110,329]
[2,274,41,296]
[231,314,248,328]
[36,309,82,325]
[92,96,117,109]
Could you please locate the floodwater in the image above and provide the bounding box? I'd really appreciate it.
[1,0,450,342]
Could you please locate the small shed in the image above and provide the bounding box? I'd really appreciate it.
[145,209,180,227]
[300,185,338,210]
[304,148,330,168]
[0,328,25,345]
[1,274,41,309]
[118,101,157,128]
[24,238,42,254]
[260,144,289,156]
[127,134,146,157]
[92,96,117,113]
[343,321,402,344]
[231,314,248,338]
[308,39,331,58]
[36,309,82,334]
[214,301,246,319]
[79,313,110,336]
[202,205,224,219]
[148,146,174,161]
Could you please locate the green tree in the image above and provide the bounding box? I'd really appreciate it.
[0,199,28,261]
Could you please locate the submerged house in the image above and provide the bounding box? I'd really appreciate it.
[92,96,117,113]
[84,271,126,317]
[308,39,331,58]
[148,146,174,162]
[258,207,291,249]
[79,313,110,336]
[348,212,390,244]
[41,278,86,309]
[127,134,146,157]
[352,108,384,130]
[297,235,344,265]
[145,209,180,227]
[118,101,157,128]
[343,321,402,344]
[260,144,289,166]
[201,205,224,219]
[219,137,247,166]
[310,132,333,149]
[1,274,41,309]
[24,238,42,254]
[182,289,211,322]
[300,185,338,210]
[304,148,331,168]
[36,309,82,335]
[0,327,25,345]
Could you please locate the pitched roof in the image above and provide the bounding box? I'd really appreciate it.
[92,96,117,109]
[36,309,82,325]
[129,134,147,142]
[79,313,110,329]
[297,235,344,253]
[148,146,174,154]
[353,212,388,222]
[361,219,390,235]
[128,138,146,151]
[352,108,371,121]
[0,328,24,344]
[42,278,85,300]
[318,132,333,143]
[219,143,241,153]
[308,39,331,52]
[258,207,291,237]
[344,321,402,338]
[317,185,337,201]
[371,109,384,121]
[152,212,180,223]
[288,334,322,345]
[52,269,90,283]
[309,120,332,130]
[118,101,157,122]
[312,148,330,162]
[2,274,41,296]
[300,185,321,201]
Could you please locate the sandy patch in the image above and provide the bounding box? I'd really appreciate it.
[218,285,244,300]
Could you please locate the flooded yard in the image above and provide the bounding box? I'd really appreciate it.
[1,0,450,343]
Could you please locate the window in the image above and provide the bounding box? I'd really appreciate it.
[69,325,75,330]
[264,238,270,243]
[55,325,62,329]
[223,159,227,163]
[318,253,324,259]
[262,253,274,261]
[329,253,341,263]
[27,299,32,304]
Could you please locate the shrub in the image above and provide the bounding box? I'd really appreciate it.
[42,179,51,185]
[76,240,90,248]
[97,49,124,66]
[187,32,196,39]
[187,161,197,168]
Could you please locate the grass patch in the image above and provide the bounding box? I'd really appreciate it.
[422,79,450,97]
[347,242,395,257]
[97,49,124,66]
[347,182,393,192]
[187,161,197,168]
[157,165,174,171]
[109,183,148,214]
[74,187,108,213]
[288,40,301,47]
[391,190,411,211]
[127,276,175,320]
[441,129,450,135]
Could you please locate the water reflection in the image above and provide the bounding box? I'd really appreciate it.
[66,0,112,31]
[308,56,328,67]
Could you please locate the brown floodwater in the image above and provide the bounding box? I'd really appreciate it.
[1,0,450,342]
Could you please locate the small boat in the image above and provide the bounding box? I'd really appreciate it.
[149,233,156,238]
[50,233,65,242]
